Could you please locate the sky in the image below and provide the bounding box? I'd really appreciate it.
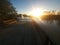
[10,0,60,14]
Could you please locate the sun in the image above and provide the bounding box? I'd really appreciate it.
[29,8,44,17]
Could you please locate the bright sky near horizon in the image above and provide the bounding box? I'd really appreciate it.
[11,0,60,14]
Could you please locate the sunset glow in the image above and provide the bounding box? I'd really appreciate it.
[28,8,45,17]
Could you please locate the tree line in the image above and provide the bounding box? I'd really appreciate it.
[43,10,60,15]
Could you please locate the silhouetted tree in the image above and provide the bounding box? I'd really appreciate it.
[51,10,56,15]
[23,14,27,17]
[19,14,22,17]
[0,0,17,20]
[57,11,60,15]
[43,11,51,15]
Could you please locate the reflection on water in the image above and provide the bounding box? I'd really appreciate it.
[40,17,60,45]
[41,18,60,27]
[17,17,32,21]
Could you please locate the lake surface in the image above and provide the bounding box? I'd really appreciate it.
[38,18,60,45]
[40,19,60,31]
[18,17,60,30]
[23,17,60,45]
[17,17,60,45]
[17,17,32,22]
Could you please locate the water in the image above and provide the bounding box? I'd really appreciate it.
[39,18,60,45]
[40,19,60,30]
[17,17,32,22]
[28,17,60,45]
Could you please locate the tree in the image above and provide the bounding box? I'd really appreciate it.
[43,11,51,15]
[51,10,56,15]
[23,14,28,17]
[57,11,60,15]
[0,0,17,20]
